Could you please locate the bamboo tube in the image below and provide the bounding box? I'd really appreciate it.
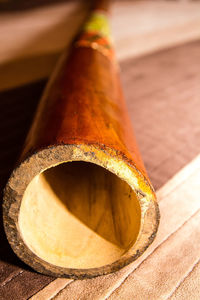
[3,0,160,279]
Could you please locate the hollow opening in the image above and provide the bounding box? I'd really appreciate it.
[19,161,141,269]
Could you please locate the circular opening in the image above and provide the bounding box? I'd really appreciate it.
[19,161,141,269]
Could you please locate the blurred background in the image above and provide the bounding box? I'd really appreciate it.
[0,1,200,299]
[1,0,200,90]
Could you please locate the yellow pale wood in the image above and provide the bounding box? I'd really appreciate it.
[19,162,140,269]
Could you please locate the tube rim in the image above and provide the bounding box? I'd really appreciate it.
[3,143,160,279]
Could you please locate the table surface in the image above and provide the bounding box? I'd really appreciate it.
[0,1,200,299]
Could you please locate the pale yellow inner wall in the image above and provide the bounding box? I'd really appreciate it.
[19,162,141,269]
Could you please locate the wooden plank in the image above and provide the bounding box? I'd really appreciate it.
[108,211,200,299]
[169,260,200,300]
[30,279,72,300]
[0,271,52,300]
[122,40,200,190]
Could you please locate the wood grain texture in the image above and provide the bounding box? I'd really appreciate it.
[169,260,200,300]
[109,210,200,300]
[19,48,147,178]
[122,40,200,190]
[1,40,200,298]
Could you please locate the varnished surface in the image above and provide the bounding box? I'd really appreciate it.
[21,47,147,179]
[1,40,200,298]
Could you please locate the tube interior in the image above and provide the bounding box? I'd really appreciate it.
[19,161,141,269]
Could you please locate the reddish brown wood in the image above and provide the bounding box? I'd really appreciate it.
[21,46,148,182]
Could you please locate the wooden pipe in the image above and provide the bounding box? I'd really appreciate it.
[3,0,160,279]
